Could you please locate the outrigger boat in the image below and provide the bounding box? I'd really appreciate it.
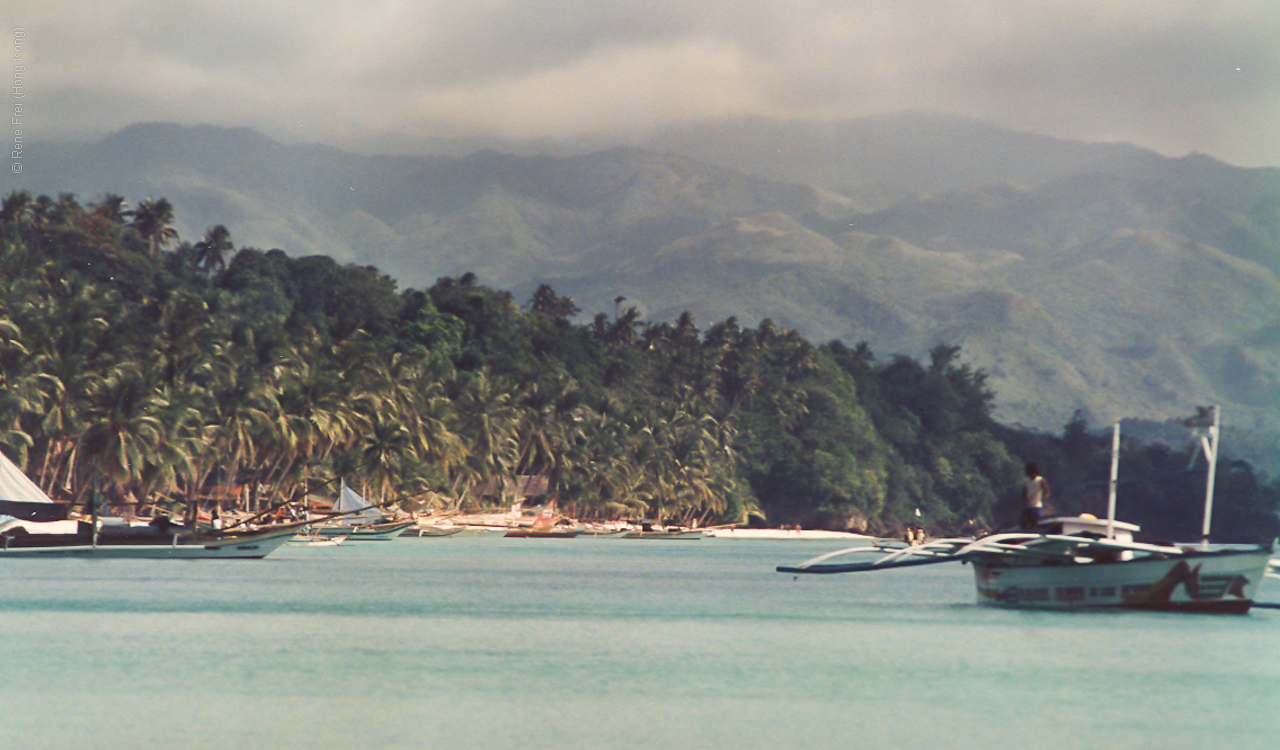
[287,532,349,547]
[504,499,584,538]
[1,518,299,559]
[409,524,465,537]
[622,529,705,540]
[0,450,298,559]
[778,408,1274,614]
[310,483,413,541]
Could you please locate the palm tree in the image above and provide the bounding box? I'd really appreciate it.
[514,376,586,498]
[0,314,39,466]
[89,194,132,226]
[357,415,415,505]
[130,198,179,259]
[193,224,234,274]
[0,191,34,233]
[450,369,518,507]
[76,362,170,506]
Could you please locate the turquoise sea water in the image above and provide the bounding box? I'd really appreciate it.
[3,535,1277,750]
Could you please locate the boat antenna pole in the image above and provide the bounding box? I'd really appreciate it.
[1107,421,1120,540]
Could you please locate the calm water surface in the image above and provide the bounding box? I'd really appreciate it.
[3,535,1277,750]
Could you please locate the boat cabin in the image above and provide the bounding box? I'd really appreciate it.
[1036,515,1139,543]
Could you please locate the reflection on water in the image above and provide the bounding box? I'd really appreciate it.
[3,536,1277,750]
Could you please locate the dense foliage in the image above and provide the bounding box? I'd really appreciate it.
[2,190,1277,541]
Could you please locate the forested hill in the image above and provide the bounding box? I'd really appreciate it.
[10,120,1280,446]
[1,191,1277,542]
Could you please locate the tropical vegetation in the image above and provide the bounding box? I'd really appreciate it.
[2,190,1277,542]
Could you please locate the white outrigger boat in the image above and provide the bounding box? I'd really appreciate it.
[0,450,299,559]
[778,408,1275,614]
[0,519,299,559]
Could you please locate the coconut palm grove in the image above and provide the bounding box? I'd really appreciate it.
[2,190,1277,541]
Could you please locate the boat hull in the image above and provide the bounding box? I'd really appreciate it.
[973,548,1272,613]
[313,521,413,541]
[504,528,582,538]
[410,526,465,537]
[0,527,297,559]
[622,530,704,540]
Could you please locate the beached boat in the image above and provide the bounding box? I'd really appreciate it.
[778,409,1274,614]
[504,499,584,537]
[623,529,705,540]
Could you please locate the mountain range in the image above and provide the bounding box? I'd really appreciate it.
[7,113,1280,462]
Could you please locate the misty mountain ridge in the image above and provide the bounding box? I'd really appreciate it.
[6,114,1280,465]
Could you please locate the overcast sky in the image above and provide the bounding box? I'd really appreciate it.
[6,0,1279,167]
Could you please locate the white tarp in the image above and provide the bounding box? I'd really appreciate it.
[0,450,54,504]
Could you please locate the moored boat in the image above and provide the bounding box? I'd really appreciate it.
[409,524,465,537]
[288,532,348,546]
[0,518,298,559]
[309,483,412,540]
[504,526,583,538]
[312,520,413,541]
[1,450,297,559]
[777,408,1274,613]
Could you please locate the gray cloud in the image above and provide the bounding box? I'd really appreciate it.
[8,0,1280,166]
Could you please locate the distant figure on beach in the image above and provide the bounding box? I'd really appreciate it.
[1021,463,1050,530]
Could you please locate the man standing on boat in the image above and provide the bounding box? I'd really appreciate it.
[1020,463,1050,530]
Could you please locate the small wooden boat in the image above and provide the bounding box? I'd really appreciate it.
[287,533,348,546]
[504,527,583,538]
[504,499,584,537]
[309,483,413,540]
[312,520,414,541]
[578,528,630,538]
[622,529,704,540]
[409,525,465,537]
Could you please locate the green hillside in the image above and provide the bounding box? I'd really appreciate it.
[2,191,1277,542]
[6,117,1280,461]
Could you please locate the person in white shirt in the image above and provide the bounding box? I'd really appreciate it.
[1020,463,1050,530]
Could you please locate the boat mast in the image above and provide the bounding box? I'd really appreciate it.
[1198,406,1220,550]
[91,469,99,547]
[1107,421,1120,539]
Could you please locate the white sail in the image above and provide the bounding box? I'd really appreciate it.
[334,483,372,512]
[331,483,382,525]
[0,450,54,504]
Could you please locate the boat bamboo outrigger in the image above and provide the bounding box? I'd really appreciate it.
[777,407,1275,614]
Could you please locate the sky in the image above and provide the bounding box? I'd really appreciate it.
[5,0,1280,167]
